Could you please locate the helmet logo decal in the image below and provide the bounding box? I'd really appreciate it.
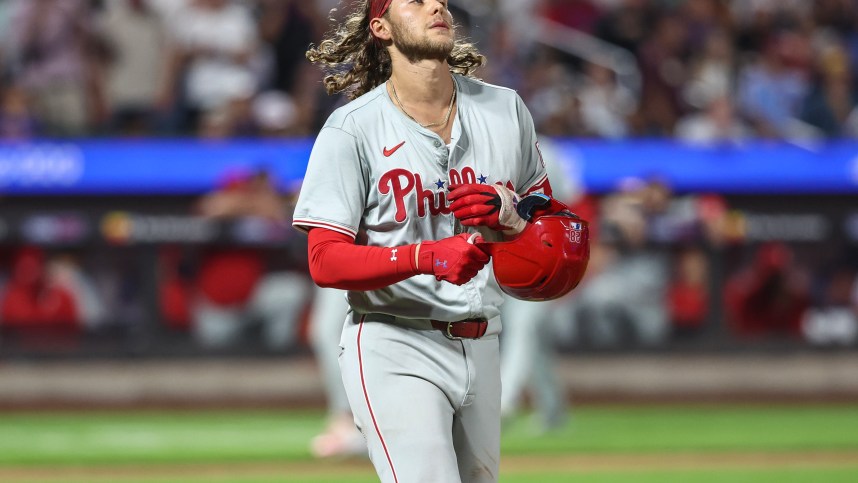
[567,221,583,243]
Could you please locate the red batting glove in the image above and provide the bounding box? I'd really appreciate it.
[416,233,490,285]
[447,184,526,235]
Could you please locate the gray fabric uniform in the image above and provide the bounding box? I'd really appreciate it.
[293,74,550,483]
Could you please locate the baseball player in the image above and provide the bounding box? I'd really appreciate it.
[294,1,554,481]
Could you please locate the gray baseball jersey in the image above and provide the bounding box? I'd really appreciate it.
[293,74,550,483]
[293,74,549,334]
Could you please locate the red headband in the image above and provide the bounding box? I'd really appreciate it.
[370,0,393,20]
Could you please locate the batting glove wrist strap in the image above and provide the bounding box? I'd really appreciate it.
[517,193,576,222]
[417,233,490,285]
[447,184,527,235]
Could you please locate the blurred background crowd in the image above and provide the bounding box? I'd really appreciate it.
[3,0,858,141]
[0,0,857,357]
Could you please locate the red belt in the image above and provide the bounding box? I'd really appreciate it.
[430,319,488,340]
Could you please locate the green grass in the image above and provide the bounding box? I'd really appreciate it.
[501,405,858,454]
[0,405,857,482]
[498,468,858,483]
[0,410,321,465]
[35,470,858,483]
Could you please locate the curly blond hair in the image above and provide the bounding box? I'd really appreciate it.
[306,0,485,100]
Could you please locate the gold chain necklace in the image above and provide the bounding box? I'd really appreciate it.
[390,79,457,129]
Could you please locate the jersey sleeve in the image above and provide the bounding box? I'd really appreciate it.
[514,94,553,197]
[293,126,368,238]
[536,137,583,203]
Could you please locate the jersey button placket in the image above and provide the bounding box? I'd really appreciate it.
[441,143,458,235]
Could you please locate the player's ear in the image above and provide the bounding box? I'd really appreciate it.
[369,17,392,42]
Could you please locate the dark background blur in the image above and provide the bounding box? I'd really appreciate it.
[0,0,857,362]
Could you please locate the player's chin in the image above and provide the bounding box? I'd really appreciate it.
[428,33,455,51]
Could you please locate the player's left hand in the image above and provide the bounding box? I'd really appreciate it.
[447,183,526,235]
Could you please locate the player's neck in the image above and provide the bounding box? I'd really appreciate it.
[388,58,454,107]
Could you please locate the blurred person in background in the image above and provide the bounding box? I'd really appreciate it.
[594,0,655,55]
[96,0,167,137]
[632,12,690,136]
[576,60,636,139]
[158,245,195,331]
[257,0,325,93]
[671,15,741,145]
[0,247,79,331]
[736,31,817,140]
[651,188,729,340]
[496,0,542,54]
[724,242,810,339]
[800,35,857,138]
[0,80,38,139]
[4,0,106,136]
[681,28,736,115]
[49,251,108,330]
[195,95,262,139]
[802,265,858,347]
[573,178,672,347]
[191,167,310,350]
[522,56,585,137]
[476,18,525,91]
[251,90,301,137]
[679,0,733,53]
[145,0,191,19]
[668,246,711,339]
[852,270,858,329]
[255,0,327,135]
[158,0,261,134]
[675,94,751,145]
[538,0,603,34]
[730,0,810,54]
[196,102,241,139]
[499,136,585,432]
[307,286,366,458]
[0,0,12,69]
[812,0,857,39]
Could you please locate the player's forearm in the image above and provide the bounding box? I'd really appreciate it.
[308,228,419,290]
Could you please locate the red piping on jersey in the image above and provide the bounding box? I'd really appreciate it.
[358,315,399,483]
[293,219,357,238]
[523,174,553,197]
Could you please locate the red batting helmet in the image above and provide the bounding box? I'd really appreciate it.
[478,213,590,301]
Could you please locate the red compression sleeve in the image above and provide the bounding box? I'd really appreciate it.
[308,228,420,291]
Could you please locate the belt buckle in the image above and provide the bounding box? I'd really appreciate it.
[443,321,465,341]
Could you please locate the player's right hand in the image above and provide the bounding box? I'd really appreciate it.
[416,233,490,285]
[447,183,527,235]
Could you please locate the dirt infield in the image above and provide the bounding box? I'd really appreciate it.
[2,451,857,482]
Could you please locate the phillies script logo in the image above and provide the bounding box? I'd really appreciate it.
[378,167,515,222]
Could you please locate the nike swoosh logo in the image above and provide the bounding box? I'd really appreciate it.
[383,141,406,157]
